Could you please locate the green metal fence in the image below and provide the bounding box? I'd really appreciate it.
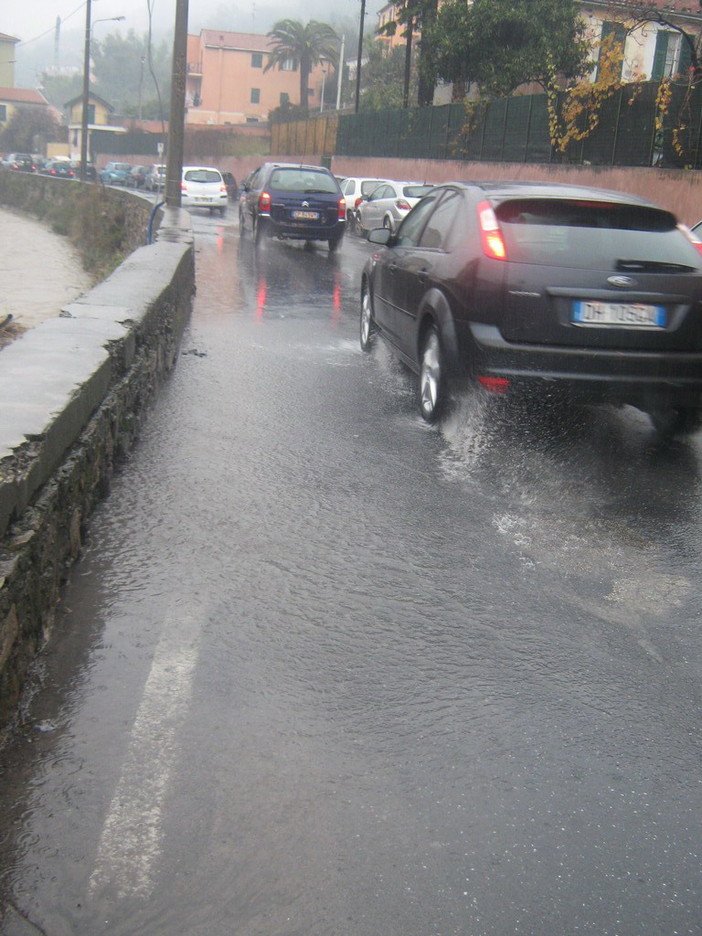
[330,82,702,169]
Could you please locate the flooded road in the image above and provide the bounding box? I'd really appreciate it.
[1,211,701,936]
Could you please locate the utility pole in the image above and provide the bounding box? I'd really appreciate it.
[79,0,92,182]
[166,0,189,207]
[355,0,366,113]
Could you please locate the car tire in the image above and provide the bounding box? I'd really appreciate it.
[650,405,702,438]
[383,215,394,233]
[219,205,227,216]
[360,284,376,352]
[329,234,343,253]
[239,209,246,237]
[417,322,446,423]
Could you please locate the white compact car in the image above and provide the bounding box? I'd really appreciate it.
[181,166,229,215]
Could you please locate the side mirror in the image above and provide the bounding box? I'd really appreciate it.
[367,227,392,246]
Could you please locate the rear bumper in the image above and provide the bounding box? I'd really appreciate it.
[466,323,702,407]
[261,214,345,241]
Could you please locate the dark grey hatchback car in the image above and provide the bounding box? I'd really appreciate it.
[361,181,702,435]
[239,162,346,251]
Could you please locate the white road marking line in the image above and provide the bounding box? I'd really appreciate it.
[88,620,201,899]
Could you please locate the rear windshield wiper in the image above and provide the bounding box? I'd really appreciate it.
[616,259,696,274]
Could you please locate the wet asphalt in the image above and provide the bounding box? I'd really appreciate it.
[0,209,701,936]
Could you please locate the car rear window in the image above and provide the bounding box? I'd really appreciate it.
[269,168,337,193]
[404,184,433,198]
[494,198,700,269]
[185,169,221,183]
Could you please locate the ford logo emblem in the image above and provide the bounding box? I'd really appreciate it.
[607,275,636,288]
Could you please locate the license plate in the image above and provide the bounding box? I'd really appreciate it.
[572,301,666,328]
[292,210,319,220]
[200,197,213,202]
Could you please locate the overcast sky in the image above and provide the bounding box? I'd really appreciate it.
[5,0,386,47]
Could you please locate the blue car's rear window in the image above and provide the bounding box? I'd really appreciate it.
[269,169,337,194]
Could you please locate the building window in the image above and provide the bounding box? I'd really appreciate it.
[246,116,259,123]
[652,29,689,80]
[251,52,263,68]
[280,57,297,71]
[280,92,289,106]
[88,103,96,123]
[251,88,260,104]
[0,104,6,122]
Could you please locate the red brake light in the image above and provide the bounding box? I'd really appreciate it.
[258,190,271,213]
[354,196,363,209]
[477,200,507,260]
[338,196,346,221]
[180,180,187,192]
[396,199,412,211]
[478,376,510,393]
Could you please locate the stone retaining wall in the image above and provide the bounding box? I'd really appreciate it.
[0,180,194,736]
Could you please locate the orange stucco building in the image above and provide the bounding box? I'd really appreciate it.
[185,29,327,126]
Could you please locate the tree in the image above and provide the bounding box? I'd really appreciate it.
[91,30,172,117]
[359,40,418,111]
[377,0,439,107]
[0,105,64,153]
[264,19,339,109]
[429,0,590,99]
[40,73,84,112]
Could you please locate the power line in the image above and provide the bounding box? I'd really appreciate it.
[17,1,87,47]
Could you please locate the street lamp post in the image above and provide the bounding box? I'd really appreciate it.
[79,4,125,181]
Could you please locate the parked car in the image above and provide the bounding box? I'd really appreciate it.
[239,162,346,250]
[99,161,132,185]
[181,165,229,215]
[126,164,148,188]
[221,171,238,200]
[2,153,36,172]
[41,158,75,178]
[360,180,702,435]
[144,163,166,192]
[356,180,434,234]
[340,176,389,231]
[69,160,97,181]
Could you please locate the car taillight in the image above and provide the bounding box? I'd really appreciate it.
[258,190,271,213]
[477,200,507,260]
[396,199,412,211]
[180,181,187,192]
[679,223,702,257]
[478,376,510,393]
[338,196,346,221]
[220,184,227,194]
[354,196,363,209]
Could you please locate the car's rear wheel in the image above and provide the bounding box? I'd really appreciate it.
[360,285,376,352]
[649,405,702,438]
[329,234,343,253]
[418,322,446,422]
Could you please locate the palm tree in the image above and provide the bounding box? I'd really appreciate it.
[264,19,339,109]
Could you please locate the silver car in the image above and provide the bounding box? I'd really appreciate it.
[181,166,228,215]
[356,180,434,234]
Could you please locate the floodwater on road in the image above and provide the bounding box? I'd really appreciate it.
[0,212,701,936]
